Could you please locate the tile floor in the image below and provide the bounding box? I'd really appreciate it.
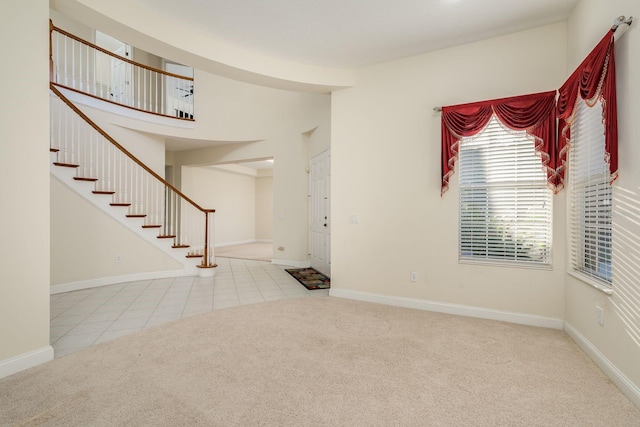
[50,258,328,358]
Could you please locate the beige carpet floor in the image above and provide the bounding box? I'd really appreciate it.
[1,297,639,426]
[215,242,273,261]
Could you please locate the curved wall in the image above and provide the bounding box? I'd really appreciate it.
[50,0,355,93]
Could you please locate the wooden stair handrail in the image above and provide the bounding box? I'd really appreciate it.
[50,83,214,214]
[51,22,194,81]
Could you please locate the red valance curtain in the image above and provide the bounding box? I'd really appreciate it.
[556,30,618,185]
[441,90,558,195]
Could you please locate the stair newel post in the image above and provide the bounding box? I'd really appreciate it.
[203,210,210,267]
[209,211,215,267]
[201,209,216,269]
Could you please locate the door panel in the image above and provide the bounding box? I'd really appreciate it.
[112,45,132,105]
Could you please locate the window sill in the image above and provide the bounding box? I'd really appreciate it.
[458,258,553,271]
[568,271,613,295]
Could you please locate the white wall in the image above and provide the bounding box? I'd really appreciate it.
[256,173,274,241]
[0,0,52,372]
[181,166,274,245]
[331,23,568,321]
[564,0,640,401]
[50,8,93,41]
[181,167,256,245]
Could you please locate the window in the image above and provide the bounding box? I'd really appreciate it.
[569,100,612,286]
[458,116,552,266]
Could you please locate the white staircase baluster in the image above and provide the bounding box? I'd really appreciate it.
[50,86,214,275]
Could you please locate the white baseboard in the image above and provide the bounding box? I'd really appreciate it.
[564,322,640,408]
[215,240,256,248]
[51,269,188,294]
[329,288,564,329]
[271,259,311,269]
[215,240,272,248]
[0,346,54,379]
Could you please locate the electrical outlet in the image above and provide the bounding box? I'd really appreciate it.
[410,271,417,282]
[115,255,122,263]
[277,246,285,252]
[596,305,604,326]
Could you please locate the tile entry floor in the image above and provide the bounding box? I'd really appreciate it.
[50,258,329,358]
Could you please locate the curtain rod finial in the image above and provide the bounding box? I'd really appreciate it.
[433,106,442,113]
[612,15,633,31]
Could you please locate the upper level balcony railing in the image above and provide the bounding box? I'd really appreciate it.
[50,21,194,120]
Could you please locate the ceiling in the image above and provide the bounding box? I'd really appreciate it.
[129,0,578,69]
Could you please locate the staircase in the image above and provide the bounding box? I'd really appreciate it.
[50,83,216,278]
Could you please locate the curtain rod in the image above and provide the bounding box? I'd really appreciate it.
[433,15,633,113]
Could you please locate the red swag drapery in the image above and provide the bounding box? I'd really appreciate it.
[441,91,558,195]
[556,30,618,186]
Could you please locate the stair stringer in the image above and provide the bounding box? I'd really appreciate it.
[50,159,202,279]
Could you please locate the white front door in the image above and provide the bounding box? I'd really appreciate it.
[309,149,331,276]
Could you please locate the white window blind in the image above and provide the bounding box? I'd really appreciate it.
[569,99,612,286]
[458,116,552,266]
